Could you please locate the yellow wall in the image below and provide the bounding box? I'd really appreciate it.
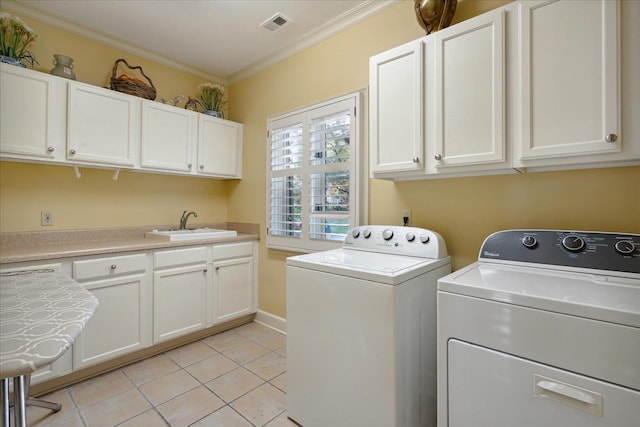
[228,1,640,318]
[2,2,639,319]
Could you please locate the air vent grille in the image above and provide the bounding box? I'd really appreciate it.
[261,13,291,31]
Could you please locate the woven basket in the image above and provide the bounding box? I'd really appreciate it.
[109,59,156,100]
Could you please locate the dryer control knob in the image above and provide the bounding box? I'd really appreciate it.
[562,235,585,252]
[420,234,430,244]
[406,232,415,242]
[352,229,360,238]
[363,229,372,238]
[522,235,537,248]
[614,240,635,255]
[382,229,394,240]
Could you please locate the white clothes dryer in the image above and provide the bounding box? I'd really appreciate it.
[437,230,640,427]
[286,225,451,427]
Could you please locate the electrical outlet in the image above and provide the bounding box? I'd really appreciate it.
[402,210,412,226]
[41,210,53,226]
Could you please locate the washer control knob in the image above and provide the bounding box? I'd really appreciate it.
[382,229,394,240]
[615,240,635,255]
[562,235,585,252]
[522,235,537,248]
[419,234,430,244]
[363,229,372,239]
[406,232,415,242]
[352,229,360,238]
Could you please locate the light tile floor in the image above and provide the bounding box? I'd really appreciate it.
[18,322,298,427]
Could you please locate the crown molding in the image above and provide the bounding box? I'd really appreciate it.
[228,0,397,84]
[2,0,227,85]
[3,0,397,86]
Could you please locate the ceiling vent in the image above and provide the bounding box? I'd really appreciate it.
[261,13,291,31]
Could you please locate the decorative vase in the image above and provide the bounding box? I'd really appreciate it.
[414,0,458,34]
[0,55,26,68]
[50,54,76,80]
[203,110,223,118]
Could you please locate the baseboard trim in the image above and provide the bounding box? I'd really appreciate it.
[254,310,287,334]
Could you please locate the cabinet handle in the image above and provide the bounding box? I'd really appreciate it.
[203,268,208,273]
[605,133,618,143]
[435,154,442,161]
[188,163,192,169]
[47,146,55,153]
[69,149,76,155]
[110,264,117,270]
[215,267,220,271]
[412,157,419,163]
[200,165,204,170]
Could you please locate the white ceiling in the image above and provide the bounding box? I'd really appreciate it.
[9,0,395,84]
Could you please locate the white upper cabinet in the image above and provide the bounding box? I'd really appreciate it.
[369,39,424,175]
[514,0,629,168]
[0,64,66,163]
[197,115,243,177]
[370,0,639,180]
[67,81,139,167]
[141,100,195,173]
[427,6,510,173]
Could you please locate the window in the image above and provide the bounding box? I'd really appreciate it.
[267,91,366,252]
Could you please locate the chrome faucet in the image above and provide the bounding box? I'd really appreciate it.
[179,210,197,229]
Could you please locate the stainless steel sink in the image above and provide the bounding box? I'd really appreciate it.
[145,228,237,241]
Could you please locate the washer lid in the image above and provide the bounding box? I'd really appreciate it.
[438,263,640,327]
[287,248,450,285]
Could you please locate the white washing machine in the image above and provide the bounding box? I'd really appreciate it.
[437,230,640,427]
[286,225,451,427]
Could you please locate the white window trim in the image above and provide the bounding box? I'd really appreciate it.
[266,90,368,253]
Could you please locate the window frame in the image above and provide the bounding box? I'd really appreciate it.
[266,91,367,253]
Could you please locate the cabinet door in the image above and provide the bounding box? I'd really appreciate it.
[430,8,506,169]
[0,64,65,162]
[141,101,195,173]
[67,82,139,167]
[517,0,619,161]
[74,273,149,369]
[197,116,243,177]
[212,256,255,324]
[154,265,208,342]
[369,39,424,174]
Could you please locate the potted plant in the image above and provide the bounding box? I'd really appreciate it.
[0,12,38,67]
[197,82,227,118]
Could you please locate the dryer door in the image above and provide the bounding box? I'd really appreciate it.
[447,340,640,427]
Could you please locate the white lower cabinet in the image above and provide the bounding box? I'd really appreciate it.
[0,239,257,384]
[72,253,149,369]
[153,247,209,343]
[211,242,257,324]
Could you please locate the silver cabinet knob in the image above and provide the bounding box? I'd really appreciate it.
[200,165,204,170]
[47,146,55,153]
[69,149,76,155]
[434,154,442,161]
[412,157,419,163]
[203,268,208,273]
[110,264,117,270]
[605,134,617,143]
[215,267,220,271]
[188,163,192,169]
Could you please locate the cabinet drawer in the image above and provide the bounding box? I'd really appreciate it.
[73,253,146,281]
[154,246,207,269]
[213,242,253,261]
